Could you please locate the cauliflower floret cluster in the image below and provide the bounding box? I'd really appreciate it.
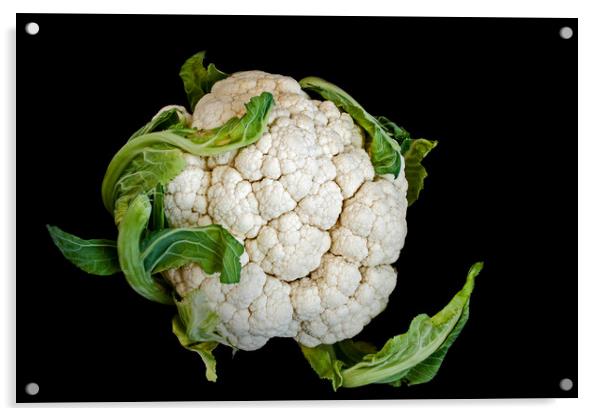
[163,71,408,350]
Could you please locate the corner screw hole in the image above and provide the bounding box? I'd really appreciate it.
[25,382,39,396]
[559,26,573,39]
[559,378,573,391]
[25,22,39,35]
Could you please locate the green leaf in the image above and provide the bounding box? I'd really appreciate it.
[151,184,166,231]
[299,262,483,389]
[300,344,344,391]
[376,116,412,148]
[97,194,245,304]
[102,92,274,214]
[140,224,244,284]
[110,108,191,224]
[299,76,403,177]
[129,107,190,141]
[370,116,437,205]
[172,286,231,381]
[403,139,438,206]
[173,317,219,382]
[112,145,186,225]
[188,341,219,382]
[186,92,273,152]
[47,225,120,276]
[402,299,470,385]
[333,339,377,367]
[117,194,174,305]
[179,51,228,111]
[174,288,226,344]
[342,262,481,388]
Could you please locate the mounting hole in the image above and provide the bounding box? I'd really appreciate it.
[25,22,39,35]
[559,378,573,391]
[559,26,573,39]
[25,382,39,396]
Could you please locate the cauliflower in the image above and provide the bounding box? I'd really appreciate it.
[161,71,408,350]
[48,51,481,390]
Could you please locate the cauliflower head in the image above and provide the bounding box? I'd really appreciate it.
[47,52,480,391]
[162,71,408,350]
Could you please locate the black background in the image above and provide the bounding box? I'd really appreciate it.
[17,14,577,402]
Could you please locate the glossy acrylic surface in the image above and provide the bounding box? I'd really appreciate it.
[17,14,576,402]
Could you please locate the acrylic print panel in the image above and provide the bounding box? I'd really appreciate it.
[17,14,577,402]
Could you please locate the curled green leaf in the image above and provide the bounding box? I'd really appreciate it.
[171,284,234,381]
[141,224,244,284]
[174,288,226,344]
[112,145,186,225]
[117,194,174,305]
[180,51,229,111]
[116,194,246,304]
[299,77,438,205]
[101,92,274,214]
[129,107,190,141]
[403,138,438,206]
[47,225,120,276]
[173,317,219,382]
[300,343,344,391]
[299,76,403,177]
[300,262,483,390]
[376,115,411,148]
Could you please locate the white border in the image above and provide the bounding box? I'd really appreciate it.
[2,1,600,415]
[0,0,587,17]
